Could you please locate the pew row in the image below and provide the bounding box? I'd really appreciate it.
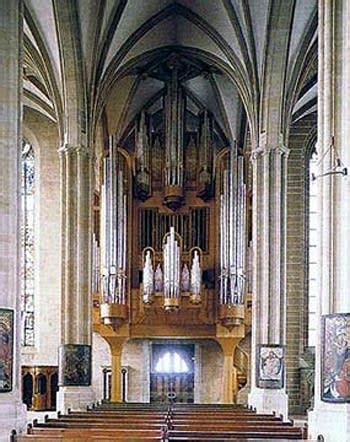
[11,402,307,441]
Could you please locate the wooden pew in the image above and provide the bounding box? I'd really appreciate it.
[11,402,306,441]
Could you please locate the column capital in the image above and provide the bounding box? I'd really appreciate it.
[58,143,91,157]
[250,144,289,162]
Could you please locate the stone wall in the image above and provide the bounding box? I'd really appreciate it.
[198,340,223,403]
[286,113,316,414]
[122,340,151,402]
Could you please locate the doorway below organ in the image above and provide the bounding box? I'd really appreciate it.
[150,344,194,404]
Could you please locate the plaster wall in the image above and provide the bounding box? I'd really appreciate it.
[21,109,60,367]
[108,339,224,403]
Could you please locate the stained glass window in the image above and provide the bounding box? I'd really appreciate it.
[21,141,35,346]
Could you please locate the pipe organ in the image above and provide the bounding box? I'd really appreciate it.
[93,53,250,405]
[97,54,247,333]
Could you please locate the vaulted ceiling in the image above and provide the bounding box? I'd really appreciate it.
[23,0,317,146]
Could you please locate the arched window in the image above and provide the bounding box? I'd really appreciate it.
[155,351,189,373]
[308,146,318,347]
[21,140,35,346]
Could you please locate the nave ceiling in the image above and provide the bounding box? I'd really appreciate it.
[23,0,317,150]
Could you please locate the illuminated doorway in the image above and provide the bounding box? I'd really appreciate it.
[151,344,194,403]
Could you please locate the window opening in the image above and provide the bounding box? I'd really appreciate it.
[21,140,35,346]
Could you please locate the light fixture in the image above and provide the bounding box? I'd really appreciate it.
[311,136,347,181]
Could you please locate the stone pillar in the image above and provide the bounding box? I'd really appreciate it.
[0,0,27,439]
[248,143,289,418]
[57,145,95,412]
[309,1,350,440]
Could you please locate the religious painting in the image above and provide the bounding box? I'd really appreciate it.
[322,313,350,403]
[256,344,284,389]
[0,308,14,392]
[59,344,91,386]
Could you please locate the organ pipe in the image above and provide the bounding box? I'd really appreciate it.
[219,142,246,305]
[190,251,201,296]
[181,264,190,292]
[142,250,154,303]
[101,155,110,302]
[135,110,151,200]
[163,59,185,209]
[92,233,100,293]
[101,138,128,304]
[198,110,213,197]
[163,227,181,309]
[164,65,184,188]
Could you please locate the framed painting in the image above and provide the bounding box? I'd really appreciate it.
[256,344,284,389]
[322,313,350,403]
[59,344,91,386]
[0,308,14,392]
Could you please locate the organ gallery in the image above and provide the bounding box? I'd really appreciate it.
[2,1,350,441]
[94,54,249,403]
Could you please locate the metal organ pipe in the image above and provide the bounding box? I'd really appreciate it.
[108,138,117,302]
[219,143,246,305]
[101,140,128,305]
[163,227,181,301]
[101,156,110,302]
[238,156,246,304]
[135,111,151,197]
[190,251,201,295]
[142,250,154,303]
[231,142,238,303]
[92,233,100,293]
[165,64,184,188]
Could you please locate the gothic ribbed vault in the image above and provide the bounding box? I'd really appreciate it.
[23,0,317,148]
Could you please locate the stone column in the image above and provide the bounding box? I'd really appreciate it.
[309,1,350,440]
[0,0,27,439]
[248,142,289,418]
[57,145,95,412]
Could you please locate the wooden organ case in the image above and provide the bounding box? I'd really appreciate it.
[93,54,249,404]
